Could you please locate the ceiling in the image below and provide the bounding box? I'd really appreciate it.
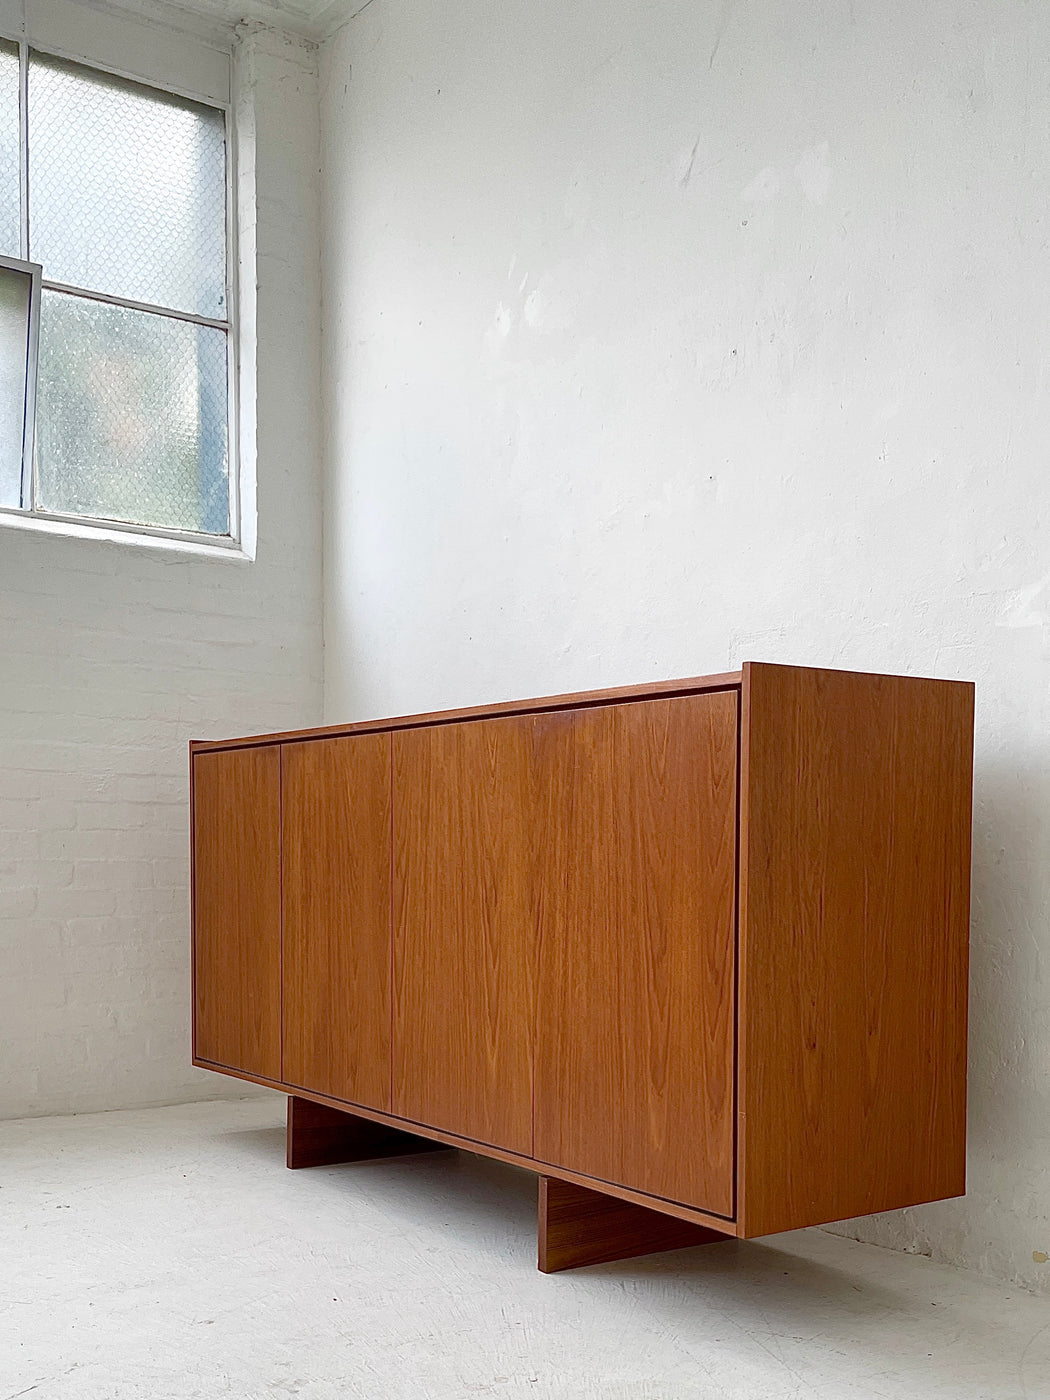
[92,0,361,44]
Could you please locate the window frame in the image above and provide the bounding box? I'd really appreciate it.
[0,250,42,507]
[0,32,242,554]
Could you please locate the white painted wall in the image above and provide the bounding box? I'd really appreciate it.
[319,0,1050,1291]
[0,22,323,1117]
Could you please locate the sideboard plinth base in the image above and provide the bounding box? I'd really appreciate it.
[286,1095,449,1169]
[537,1174,729,1273]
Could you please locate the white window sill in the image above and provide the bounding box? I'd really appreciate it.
[0,506,253,560]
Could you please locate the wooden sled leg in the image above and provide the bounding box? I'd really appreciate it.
[537,1175,730,1273]
[286,1095,450,1169]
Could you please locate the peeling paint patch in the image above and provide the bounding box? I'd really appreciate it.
[483,302,514,356]
[743,144,831,205]
[742,166,781,202]
[998,572,1050,629]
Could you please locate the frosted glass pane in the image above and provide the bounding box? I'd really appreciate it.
[0,41,20,259]
[28,54,227,317]
[35,290,229,533]
[0,264,31,509]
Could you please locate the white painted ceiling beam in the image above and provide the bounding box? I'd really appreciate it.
[43,0,360,46]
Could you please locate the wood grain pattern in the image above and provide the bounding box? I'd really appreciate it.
[286,1095,447,1169]
[737,662,974,1237]
[189,672,742,754]
[192,747,282,1080]
[281,736,391,1110]
[534,694,739,1217]
[392,714,571,1154]
[537,1175,730,1272]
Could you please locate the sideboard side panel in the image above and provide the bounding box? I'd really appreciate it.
[282,735,392,1110]
[192,745,282,1081]
[738,663,974,1237]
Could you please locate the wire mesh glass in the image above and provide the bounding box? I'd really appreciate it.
[35,289,229,533]
[0,263,33,509]
[0,40,20,260]
[28,53,227,317]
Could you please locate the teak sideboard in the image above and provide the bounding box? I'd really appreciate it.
[190,662,974,1272]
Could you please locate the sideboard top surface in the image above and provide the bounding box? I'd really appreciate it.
[189,670,744,753]
[189,662,973,754]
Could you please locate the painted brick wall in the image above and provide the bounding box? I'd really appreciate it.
[0,27,322,1118]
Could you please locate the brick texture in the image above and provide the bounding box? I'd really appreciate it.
[0,31,323,1119]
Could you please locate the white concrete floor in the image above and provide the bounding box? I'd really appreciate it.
[1,1098,1048,1400]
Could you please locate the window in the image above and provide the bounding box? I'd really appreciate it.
[0,40,234,543]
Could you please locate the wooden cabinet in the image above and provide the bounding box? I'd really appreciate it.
[191,663,974,1271]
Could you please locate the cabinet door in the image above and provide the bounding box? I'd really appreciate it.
[392,714,569,1154]
[282,736,391,1110]
[193,746,282,1080]
[535,693,738,1216]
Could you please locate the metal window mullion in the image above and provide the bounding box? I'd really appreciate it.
[18,41,31,511]
[18,41,27,261]
[21,260,40,516]
[40,278,230,331]
[223,93,239,545]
